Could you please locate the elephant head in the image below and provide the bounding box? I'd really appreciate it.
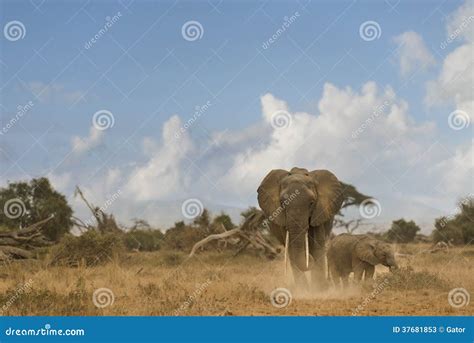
[356,239,398,271]
[257,167,343,272]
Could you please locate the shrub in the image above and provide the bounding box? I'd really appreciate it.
[376,266,450,291]
[123,229,164,251]
[386,219,420,243]
[49,230,123,267]
[0,178,73,241]
[433,197,474,245]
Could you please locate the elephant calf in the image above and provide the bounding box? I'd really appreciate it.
[327,234,398,288]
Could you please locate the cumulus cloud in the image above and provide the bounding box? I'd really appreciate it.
[218,82,435,202]
[426,0,474,120]
[28,81,84,104]
[434,139,474,196]
[71,126,104,155]
[125,115,193,201]
[394,31,435,77]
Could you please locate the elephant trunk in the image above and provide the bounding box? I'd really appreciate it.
[386,255,398,271]
[287,214,310,272]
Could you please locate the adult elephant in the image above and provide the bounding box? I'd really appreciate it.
[257,167,344,289]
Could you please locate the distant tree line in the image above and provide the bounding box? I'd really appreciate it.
[1,178,472,257]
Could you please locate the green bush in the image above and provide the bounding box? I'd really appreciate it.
[123,229,164,251]
[376,266,450,291]
[0,178,73,241]
[433,197,474,245]
[386,219,420,243]
[49,230,123,267]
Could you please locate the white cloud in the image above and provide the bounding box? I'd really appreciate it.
[218,82,436,202]
[426,0,474,120]
[71,126,104,155]
[434,139,473,196]
[124,115,193,201]
[28,81,84,104]
[446,0,474,43]
[394,31,435,76]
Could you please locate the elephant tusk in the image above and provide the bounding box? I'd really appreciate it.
[284,231,289,277]
[305,232,309,269]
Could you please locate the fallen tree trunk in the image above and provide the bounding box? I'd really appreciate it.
[188,210,280,259]
[0,215,54,261]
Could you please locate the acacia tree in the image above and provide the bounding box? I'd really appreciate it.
[334,182,372,233]
[386,219,421,243]
[0,178,72,241]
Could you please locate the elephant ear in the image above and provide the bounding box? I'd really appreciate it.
[257,169,289,227]
[355,239,380,265]
[309,170,344,226]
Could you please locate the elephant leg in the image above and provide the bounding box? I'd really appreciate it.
[353,261,365,283]
[341,274,349,289]
[309,226,327,291]
[289,258,308,290]
[364,264,375,281]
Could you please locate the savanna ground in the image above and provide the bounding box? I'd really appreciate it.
[0,243,473,316]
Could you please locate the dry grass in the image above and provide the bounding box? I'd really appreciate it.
[0,243,473,316]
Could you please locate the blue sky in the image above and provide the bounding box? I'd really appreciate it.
[1,0,472,231]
